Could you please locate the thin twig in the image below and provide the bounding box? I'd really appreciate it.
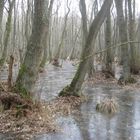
[74,41,140,65]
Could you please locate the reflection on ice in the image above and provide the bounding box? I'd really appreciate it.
[1,61,140,140]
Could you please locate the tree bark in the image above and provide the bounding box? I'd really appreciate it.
[0,0,4,43]
[0,0,4,26]
[55,0,70,59]
[0,0,15,67]
[40,0,54,68]
[80,0,94,78]
[15,0,46,96]
[8,55,14,90]
[128,0,136,73]
[115,0,130,81]
[105,10,112,73]
[59,0,113,96]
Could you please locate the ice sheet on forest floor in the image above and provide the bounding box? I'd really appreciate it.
[1,61,140,140]
[35,86,140,140]
[34,62,140,140]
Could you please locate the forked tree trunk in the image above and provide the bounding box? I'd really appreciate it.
[115,0,130,81]
[59,0,113,96]
[15,0,46,96]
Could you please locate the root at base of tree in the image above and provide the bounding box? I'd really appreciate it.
[0,92,33,114]
[0,92,86,139]
[0,91,57,139]
[0,106,57,139]
[39,67,45,73]
[59,85,80,97]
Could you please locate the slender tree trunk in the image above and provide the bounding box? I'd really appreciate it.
[40,0,54,68]
[128,0,136,73]
[80,0,94,78]
[19,0,26,64]
[12,0,17,56]
[0,0,4,26]
[0,0,15,67]
[79,0,88,41]
[59,0,113,96]
[25,0,32,42]
[105,10,112,73]
[55,0,70,59]
[8,55,14,90]
[0,0,4,46]
[48,23,52,61]
[15,0,46,96]
[115,0,130,81]
[69,27,81,60]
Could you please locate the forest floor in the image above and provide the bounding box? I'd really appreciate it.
[0,82,85,139]
[0,71,140,139]
[85,72,140,90]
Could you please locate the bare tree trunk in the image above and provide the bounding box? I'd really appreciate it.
[115,0,130,81]
[80,0,94,78]
[128,0,136,73]
[25,0,32,42]
[0,0,15,67]
[69,27,81,60]
[40,0,54,68]
[0,0,4,26]
[79,0,88,41]
[15,0,46,96]
[8,55,14,90]
[0,0,4,46]
[12,0,17,57]
[59,0,113,96]
[48,23,52,61]
[55,0,70,60]
[105,10,112,73]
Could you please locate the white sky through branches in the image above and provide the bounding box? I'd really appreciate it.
[56,0,140,17]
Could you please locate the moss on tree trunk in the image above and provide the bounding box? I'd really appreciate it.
[14,0,46,96]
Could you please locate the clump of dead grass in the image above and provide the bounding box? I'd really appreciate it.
[96,98,118,115]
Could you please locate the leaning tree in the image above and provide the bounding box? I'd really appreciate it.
[59,0,113,96]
